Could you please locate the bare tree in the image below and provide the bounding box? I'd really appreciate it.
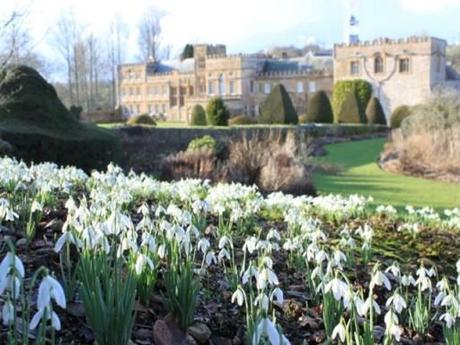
[109,14,129,107]
[52,10,81,105]
[137,7,164,61]
[0,6,41,70]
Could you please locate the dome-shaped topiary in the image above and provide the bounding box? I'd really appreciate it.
[190,104,207,126]
[206,97,229,126]
[365,97,387,125]
[229,115,257,125]
[258,84,298,124]
[336,91,361,124]
[127,113,156,126]
[390,105,412,129]
[305,90,333,123]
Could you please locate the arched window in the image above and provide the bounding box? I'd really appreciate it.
[374,55,384,74]
[218,74,225,95]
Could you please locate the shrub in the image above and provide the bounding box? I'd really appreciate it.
[382,89,460,179]
[298,114,308,124]
[305,90,333,123]
[390,105,412,129]
[206,97,229,126]
[229,115,257,125]
[335,91,362,124]
[0,65,120,171]
[70,105,83,120]
[187,135,223,155]
[365,97,387,125]
[332,80,372,122]
[126,113,156,126]
[190,105,207,126]
[258,84,298,124]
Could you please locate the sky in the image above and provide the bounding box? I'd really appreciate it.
[2,0,460,65]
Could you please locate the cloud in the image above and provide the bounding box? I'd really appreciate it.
[399,0,460,12]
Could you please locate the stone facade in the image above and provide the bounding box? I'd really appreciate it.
[334,36,460,120]
[118,44,333,121]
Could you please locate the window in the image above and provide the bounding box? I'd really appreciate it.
[250,80,254,93]
[296,82,304,93]
[264,83,271,94]
[136,87,140,96]
[162,104,166,113]
[218,74,225,95]
[258,83,264,93]
[229,80,235,95]
[148,104,153,113]
[136,104,140,114]
[350,61,360,75]
[208,81,214,95]
[308,81,316,93]
[399,58,410,73]
[374,56,384,74]
[155,104,159,113]
[162,86,167,95]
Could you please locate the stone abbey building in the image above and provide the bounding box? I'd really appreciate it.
[334,36,460,117]
[118,36,460,122]
[118,44,333,121]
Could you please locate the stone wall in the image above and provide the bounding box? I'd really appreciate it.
[117,124,387,172]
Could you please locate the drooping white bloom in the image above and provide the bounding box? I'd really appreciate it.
[1,300,14,326]
[231,288,245,306]
[325,277,348,301]
[440,312,456,328]
[205,251,217,266]
[401,274,416,287]
[37,276,66,310]
[270,287,284,305]
[370,270,391,291]
[135,254,154,275]
[252,318,291,345]
[386,292,407,314]
[332,322,346,342]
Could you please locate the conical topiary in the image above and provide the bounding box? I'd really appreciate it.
[305,90,333,123]
[206,97,229,126]
[336,91,362,124]
[365,97,387,125]
[190,104,207,126]
[258,84,298,124]
[390,105,412,129]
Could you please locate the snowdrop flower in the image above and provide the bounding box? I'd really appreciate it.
[0,252,25,281]
[54,231,80,253]
[2,300,14,326]
[386,292,407,314]
[205,251,217,266]
[218,236,232,249]
[370,270,391,291]
[401,274,416,287]
[254,293,269,312]
[0,198,18,222]
[270,287,284,305]
[135,254,154,275]
[257,268,279,290]
[231,287,245,306]
[242,266,258,285]
[218,248,230,262]
[197,238,211,254]
[332,322,346,342]
[252,318,291,345]
[385,262,401,279]
[325,277,348,301]
[31,200,44,213]
[356,296,381,316]
[30,275,66,331]
[332,250,347,269]
[243,236,258,254]
[440,312,456,328]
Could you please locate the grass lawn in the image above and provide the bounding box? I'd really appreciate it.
[313,137,460,211]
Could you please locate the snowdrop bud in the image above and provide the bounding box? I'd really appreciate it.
[231,288,244,306]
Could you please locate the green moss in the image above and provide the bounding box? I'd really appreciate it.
[258,84,298,124]
[0,65,120,171]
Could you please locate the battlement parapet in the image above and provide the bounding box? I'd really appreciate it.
[334,36,445,49]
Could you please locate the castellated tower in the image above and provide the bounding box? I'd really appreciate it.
[334,36,453,121]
